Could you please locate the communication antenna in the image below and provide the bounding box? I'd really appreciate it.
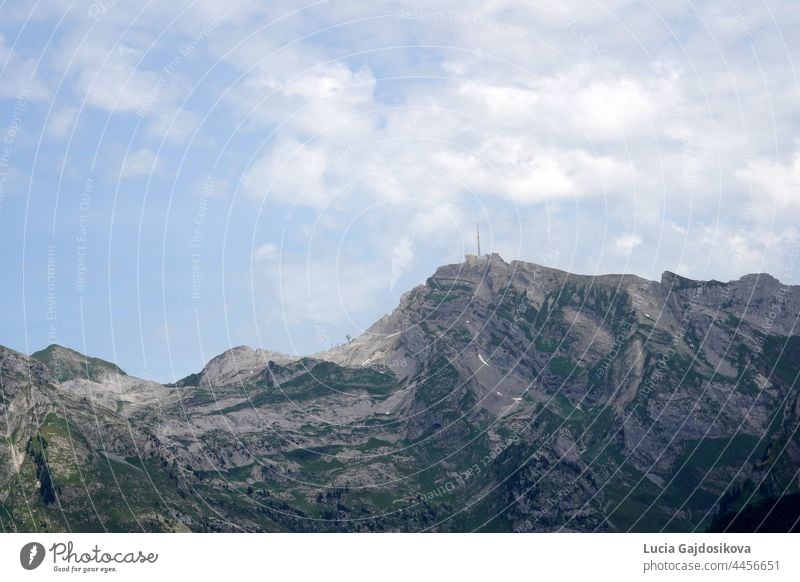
[477,223,481,256]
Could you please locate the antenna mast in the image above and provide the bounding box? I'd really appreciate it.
[476,223,481,256]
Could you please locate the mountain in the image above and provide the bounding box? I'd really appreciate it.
[31,344,126,383]
[1,255,799,532]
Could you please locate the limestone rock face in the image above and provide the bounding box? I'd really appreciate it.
[1,257,799,532]
[182,345,298,389]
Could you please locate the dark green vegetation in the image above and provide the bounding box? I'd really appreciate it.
[2,257,799,532]
[708,492,800,532]
[31,344,125,383]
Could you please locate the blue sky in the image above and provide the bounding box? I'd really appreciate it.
[1,0,798,381]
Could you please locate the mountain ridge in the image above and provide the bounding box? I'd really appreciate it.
[2,255,799,532]
[18,257,797,384]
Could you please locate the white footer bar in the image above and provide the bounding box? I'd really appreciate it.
[2,533,797,581]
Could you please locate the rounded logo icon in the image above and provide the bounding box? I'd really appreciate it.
[20,542,46,570]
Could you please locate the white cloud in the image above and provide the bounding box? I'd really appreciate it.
[452,69,672,143]
[242,137,328,205]
[74,44,167,114]
[0,33,49,100]
[8,0,800,370]
[613,234,642,255]
[120,148,160,178]
[389,236,414,291]
[228,61,377,141]
[254,243,279,262]
[255,251,389,330]
[46,107,78,139]
[145,110,200,144]
[431,136,636,204]
[567,78,662,139]
[745,154,800,211]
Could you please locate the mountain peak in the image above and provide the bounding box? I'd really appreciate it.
[31,344,125,382]
[660,269,790,289]
[3,257,800,533]
[176,344,297,388]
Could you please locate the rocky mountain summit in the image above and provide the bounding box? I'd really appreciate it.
[1,255,799,532]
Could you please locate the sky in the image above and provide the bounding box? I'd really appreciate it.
[0,0,798,382]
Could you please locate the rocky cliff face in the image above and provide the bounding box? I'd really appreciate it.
[1,256,798,532]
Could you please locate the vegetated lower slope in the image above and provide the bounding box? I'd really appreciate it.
[1,255,798,532]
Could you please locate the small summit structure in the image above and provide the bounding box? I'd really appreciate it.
[465,222,489,266]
